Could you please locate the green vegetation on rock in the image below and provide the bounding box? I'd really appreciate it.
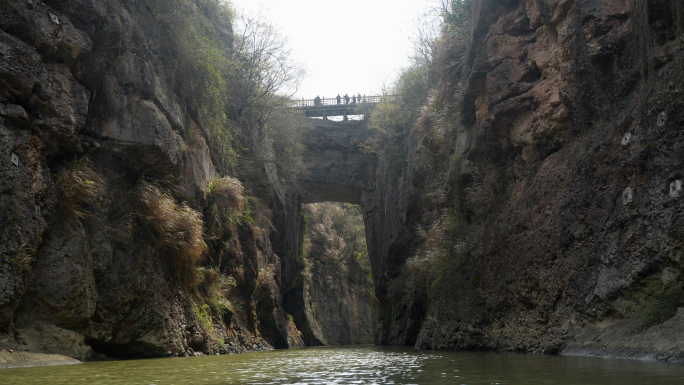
[624,271,684,329]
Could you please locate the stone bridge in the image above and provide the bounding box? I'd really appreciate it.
[289,95,397,118]
[283,117,382,346]
[291,113,405,341]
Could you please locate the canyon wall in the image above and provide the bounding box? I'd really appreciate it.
[0,0,378,361]
[374,0,684,362]
[3,0,681,363]
[285,202,377,346]
[0,0,303,360]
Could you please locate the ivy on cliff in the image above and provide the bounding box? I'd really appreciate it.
[149,0,304,176]
[361,64,429,163]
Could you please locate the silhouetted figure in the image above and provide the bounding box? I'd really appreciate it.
[336,94,341,105]
[323,113,328,120]
[314,96,321,106]
[358,93,362,103]
[344,94,350,104]
[352,95,356,103]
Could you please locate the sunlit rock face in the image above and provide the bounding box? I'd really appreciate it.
[372,0,684,361]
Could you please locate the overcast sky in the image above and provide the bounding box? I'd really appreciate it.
[233,0,438,100]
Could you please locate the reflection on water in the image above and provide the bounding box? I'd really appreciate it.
[2,345,684,384]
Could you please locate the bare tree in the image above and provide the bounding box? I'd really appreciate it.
[409,5,442,68]
[227,9,305,120]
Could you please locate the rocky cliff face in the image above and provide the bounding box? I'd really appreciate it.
[284,203,377,346]
[295,260,376,346]
[0,0,302,360]
[3,0,681,364]
[374,0,684,361]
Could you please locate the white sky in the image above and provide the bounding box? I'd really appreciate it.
[233,0,438,100]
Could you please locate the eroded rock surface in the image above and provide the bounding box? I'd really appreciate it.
[0,0,302,360]
[372,0,684,362]
[285,205,377,346]
[298,119,377,204]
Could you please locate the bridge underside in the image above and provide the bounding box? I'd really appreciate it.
[299,181,363,204]
[300,105,363,117]
[297,119,376,205]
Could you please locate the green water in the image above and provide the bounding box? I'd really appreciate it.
[2,346,684,384]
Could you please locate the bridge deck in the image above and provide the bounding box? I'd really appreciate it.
[288,95,397,117]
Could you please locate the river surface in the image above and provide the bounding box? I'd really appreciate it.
[2,345,684,384]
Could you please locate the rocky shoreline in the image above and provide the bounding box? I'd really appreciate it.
[0,349,81,369]
[561,308,684,363]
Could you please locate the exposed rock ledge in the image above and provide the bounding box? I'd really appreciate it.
[562,308,684,363]
[0,351,80,369]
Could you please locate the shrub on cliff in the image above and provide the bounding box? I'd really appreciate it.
[624,273,684,329]
[362,63,429,162]
[206,175,245,238]
[208,176,245,210]
[390,209,466,306]
[207,176,245,230]
[257,264,277,291]
[149,0,236,171]
[58,159,107,227]
[135,181,207,289]
[196,267,236,327]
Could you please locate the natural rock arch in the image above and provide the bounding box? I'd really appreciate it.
[297,119,377,205]
[280,118,381,345]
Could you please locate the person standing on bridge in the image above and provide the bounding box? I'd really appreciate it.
[358,93,362,103]
[314,95,321,106]
[344,94,350,104]
[336,94,341,105]
[352,95,356,104]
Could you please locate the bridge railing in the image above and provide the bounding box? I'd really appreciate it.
[288,95,398,108]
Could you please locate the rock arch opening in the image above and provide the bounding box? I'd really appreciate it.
[275,114,382,346]
[282,202,377,346]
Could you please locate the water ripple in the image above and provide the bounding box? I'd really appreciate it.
[2,345,684,384]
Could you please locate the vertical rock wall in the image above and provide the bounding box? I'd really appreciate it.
[373,0,684,361]
[0,0,303,359]
[284,203,377,346]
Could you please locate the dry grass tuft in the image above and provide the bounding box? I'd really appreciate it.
[464,167,499,218]
[206,176,246,239]
[251,201,275,232]
[257,264,277,290]
[136,181,207,289]
[207,176,245,212]
[59,160,107,226]
[11,242,36,272]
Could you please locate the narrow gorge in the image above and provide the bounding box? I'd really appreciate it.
[1,0,684,367]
